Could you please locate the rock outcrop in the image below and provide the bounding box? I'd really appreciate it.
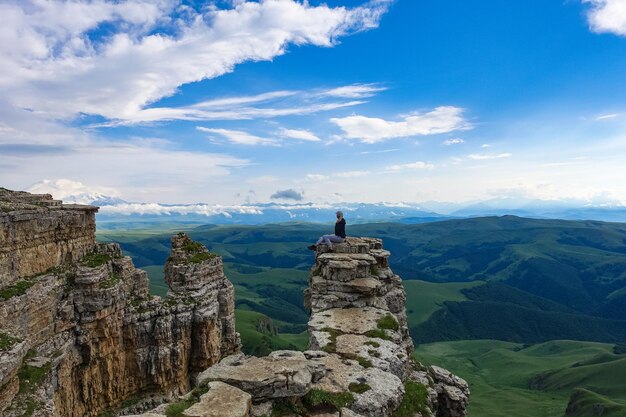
[132,238,470,417]
[0,189,240,416]
[0,188,96,287]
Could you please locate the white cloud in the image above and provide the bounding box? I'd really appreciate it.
[386,161,434,171]
[0,0,391,122]
[197,127,277,146]
[359,148,399,155]
[443,138,464,146]
[595,113,619,120]
[306,174,330,181]
[318,83,386,98]
[481,143,491,148]
[100,203,263,216]
[2,137,249,203]
[28,179,121,204]
[330,106,471,143]
[583,0,626,36]
[467,153,512,160]
[107,96,366,125]
[279,128,321,142]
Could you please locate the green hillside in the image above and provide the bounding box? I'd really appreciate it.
[414,340,626,417]
[403,280,482,324]
[97,217,626,416]
[234,310,307,356]
[564,389,626,417]
[98,216,626,348]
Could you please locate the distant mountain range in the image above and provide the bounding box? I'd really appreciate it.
[88,194,626,226]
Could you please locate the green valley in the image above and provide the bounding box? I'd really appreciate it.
[97,215,626,417]
[414,340,626,417]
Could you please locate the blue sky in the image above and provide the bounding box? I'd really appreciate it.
[1,0,626,207]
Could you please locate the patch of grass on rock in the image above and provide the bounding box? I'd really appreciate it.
[18,350,52,395]
[165,385,209,417]
[349,382,371,394]
[187,252,217,264]
[392,380,430,417]
[368,349,381,358]
[377,314,399,331]
[364,329,391,341]
[81,253,111,268]
[321,327,343,354]
[303,389,354,411]
[0,332,21,351]
[0,280,35,300]
[182,241,204,253]
[271,398,304,417]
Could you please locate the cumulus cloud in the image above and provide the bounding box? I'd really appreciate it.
[99,203,263,217]
[0,127,249,202]
[0,0,391,122]
[443,138,464,146]
[330,106,471,143]
[28,179,121,204]
[385,161,434,171]
[467,153,512,160]
[197,127,277,145]
[270,189,304,201]
[279,128,321,142]
[583,0,626,36]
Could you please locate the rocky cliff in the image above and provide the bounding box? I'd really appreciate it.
[129,238,469,417]
[0,189,240,416]
[1,188,468,417]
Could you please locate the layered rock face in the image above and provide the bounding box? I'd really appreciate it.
[133,238,469,417]
[0,188,96,287]
[0,189,240,416]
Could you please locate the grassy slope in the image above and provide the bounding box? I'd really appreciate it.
[140,265,167,297]
[414,340,626,417]
[234,310,308,356]
[403,280,482,324]
[564,389,626,417]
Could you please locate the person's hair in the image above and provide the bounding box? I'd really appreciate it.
[336,210,343,217]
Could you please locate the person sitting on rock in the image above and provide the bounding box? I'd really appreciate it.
[308,211,346,252]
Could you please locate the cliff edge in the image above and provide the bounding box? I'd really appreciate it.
[0,189,240,416]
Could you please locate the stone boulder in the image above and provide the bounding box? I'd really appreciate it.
[197,351,327,401]
[183,382,251,417]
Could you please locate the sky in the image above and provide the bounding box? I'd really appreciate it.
[1,0,626,207]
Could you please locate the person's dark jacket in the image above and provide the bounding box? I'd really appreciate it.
[335,218,346,238]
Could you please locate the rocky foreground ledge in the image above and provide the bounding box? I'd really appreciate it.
[128,238,469,417]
